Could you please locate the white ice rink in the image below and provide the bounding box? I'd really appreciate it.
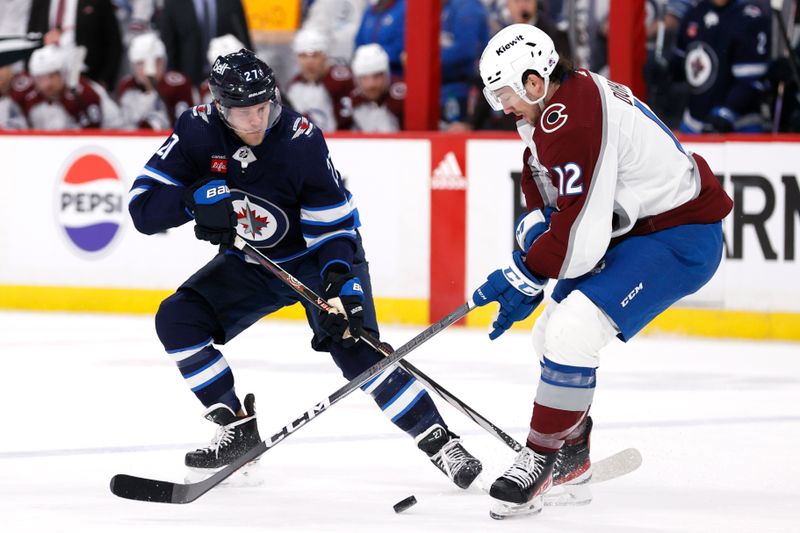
[1,311,798,532]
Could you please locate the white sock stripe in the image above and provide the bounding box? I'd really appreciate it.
[362,364,397,394]
[185,356,230,390]
[168,340,212,362]
[381,381,425,421]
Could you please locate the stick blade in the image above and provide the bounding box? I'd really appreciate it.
[110,474,178,503]
[591,447,642,483]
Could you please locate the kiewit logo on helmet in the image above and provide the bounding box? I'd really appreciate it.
[496,35,524,55]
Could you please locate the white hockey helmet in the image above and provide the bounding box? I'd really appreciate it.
[479,23,559,110]
[29,45,66,76]
[128,33,166,64]
[351,44,389,77]
[293,27,330,55]
[207,34,246,68]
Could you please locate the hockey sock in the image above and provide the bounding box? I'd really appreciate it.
[527,356,596,453]
[155,290,240,413]
[361,366,446,438]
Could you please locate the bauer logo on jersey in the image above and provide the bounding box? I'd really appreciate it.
[56,150,126,255]
[231,190,289,246]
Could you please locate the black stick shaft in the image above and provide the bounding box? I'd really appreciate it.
[234,237,522,452]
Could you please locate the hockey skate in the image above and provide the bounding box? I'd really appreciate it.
[185,393,261,472]
[489,447,557,519]
[416,424,483,489]
[553,416,593,486]
[544,417,594,506]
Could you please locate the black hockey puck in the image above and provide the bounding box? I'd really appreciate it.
[393,495,417,513]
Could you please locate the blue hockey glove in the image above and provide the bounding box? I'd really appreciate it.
[515,207,555,253]
[472,251,547,340]
[183,179,238,246]
[707,106,736,133]
[320,265,365,348]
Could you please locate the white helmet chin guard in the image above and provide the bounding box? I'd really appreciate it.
[479,24,559,111]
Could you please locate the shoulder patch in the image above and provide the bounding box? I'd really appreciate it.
[330,65,352,81]
[539,103,568,134]
[190,103,212,124]
[164,71,187,86]
[291,116,315,139]
[742,4,762,18]
[11,74,33,93]
[389,81,406,100]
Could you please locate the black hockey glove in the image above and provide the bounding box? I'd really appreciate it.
[319,265,365,348]
[183,179,238,247]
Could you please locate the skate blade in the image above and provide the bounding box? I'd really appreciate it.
[489,496,543,520]
[544,483,593,507]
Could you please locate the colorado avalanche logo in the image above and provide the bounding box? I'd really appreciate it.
[231,190,289,247]
[540,103,568,133]
[685,42,718,93]
[56,150,126,255]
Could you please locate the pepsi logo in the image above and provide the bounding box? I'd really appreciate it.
[56,150,126,255]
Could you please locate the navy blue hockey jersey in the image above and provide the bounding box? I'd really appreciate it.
[672,0,771,128]
[128,104,360,270]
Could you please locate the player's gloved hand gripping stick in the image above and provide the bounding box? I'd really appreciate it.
[183,178,238,246]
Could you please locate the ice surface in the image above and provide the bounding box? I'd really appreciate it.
[1,311,798,532]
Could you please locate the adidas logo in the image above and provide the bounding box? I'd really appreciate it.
[431,152,467,190]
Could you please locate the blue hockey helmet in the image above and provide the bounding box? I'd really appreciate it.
[208,49,277,107]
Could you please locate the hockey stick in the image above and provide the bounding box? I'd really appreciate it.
[233,237,523,452]
[110,293,476,503]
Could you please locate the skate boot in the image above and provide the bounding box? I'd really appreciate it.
[553,416,593,486]
[415,424,483,489]
[185,393,261,470]
[489,446,557,519]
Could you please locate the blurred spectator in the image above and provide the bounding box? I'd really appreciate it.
[0,65,31,129]
[286,28,355,132]
[0,0,32,37]
[158,0,252,86]
[487,0,570,57]
[440,0,489,126]
[347,43,404,132]
[671,0,771,133]
[198,33,246,102]
[22,44,122,129]
[27,0,123,89]
[354,0,406,75]
[767,22,800,132]
[116,32,195,129]
[302,0,368,63]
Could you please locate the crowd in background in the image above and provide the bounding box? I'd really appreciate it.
[0,0,798,133]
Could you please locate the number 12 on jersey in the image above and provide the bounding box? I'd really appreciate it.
[553,163,583,196]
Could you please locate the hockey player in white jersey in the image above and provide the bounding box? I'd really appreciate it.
[472,24,732,519]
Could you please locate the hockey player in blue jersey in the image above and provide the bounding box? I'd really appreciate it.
[128,49,482,488]
[671,0,771,133]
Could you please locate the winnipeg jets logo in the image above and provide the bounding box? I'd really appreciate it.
[231,191,289,247]
[685,43,718,92]
[540,103,568,133]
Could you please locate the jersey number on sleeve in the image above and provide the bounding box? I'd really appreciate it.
[156,133,180,160]
[553,163,583,196]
